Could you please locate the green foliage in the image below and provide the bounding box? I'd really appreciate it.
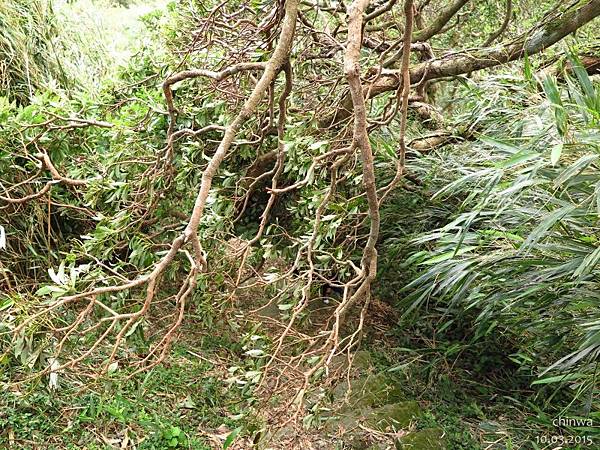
[2,1,599,448]
[0,0,66,103]
[0,342,232,448]
[0,0,113,104]
[387,55,600,417]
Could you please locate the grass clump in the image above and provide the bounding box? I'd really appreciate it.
[0,0,67,103]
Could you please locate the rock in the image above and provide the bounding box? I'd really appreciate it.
[328,350,374,373]
[332,373,405,410]
[254,301,282,320]
[324,400,421,444]
[364,401,421,432]
[315,355,439,450]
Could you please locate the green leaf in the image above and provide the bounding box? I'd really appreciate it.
[125,320,143,337]
[523,52,533,83]
[496,150,540,169]
[573,247,600,279]
[521,205,576,252]
[0,297,14,311]
[35,284,68,297]
[567,53,595,100]
[223,427,242,450]
[554,154,598,187]
[480,135,521,154]
[420,246,477,265]
[542,76,569,135]
[542,76,562,107]
[550,143,562,166]
[531,373,585,385]
[107,362,119,374]
[595,181,600,216]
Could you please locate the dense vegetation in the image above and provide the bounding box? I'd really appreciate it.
[1,0,599,448]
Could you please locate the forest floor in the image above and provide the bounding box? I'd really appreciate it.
[2,286,569,449]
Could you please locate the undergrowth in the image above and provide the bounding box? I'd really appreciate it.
[1,0,599,448]
[379,52,600,447]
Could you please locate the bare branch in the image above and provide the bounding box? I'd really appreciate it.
[483,0,513,47]
[413,0,470,42]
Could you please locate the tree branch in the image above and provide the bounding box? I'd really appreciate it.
[413,0,470,42]
[323,0,600,126]
[406,0,599,83]
[184,0,299,241]
[483,0,513,47]
[343,0,379,309]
